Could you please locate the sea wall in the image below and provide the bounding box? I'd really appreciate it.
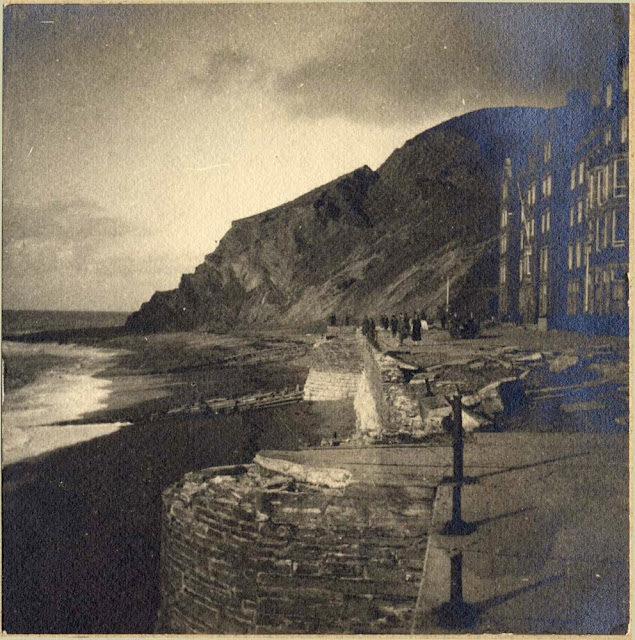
[355,340,426,442]
[157,461,435,634]
[302,334,363,401]
[303,370,361,401]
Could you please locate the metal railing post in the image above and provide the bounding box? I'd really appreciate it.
[443,393,476,536]
[436,393,478,630]
[437,551,478,630]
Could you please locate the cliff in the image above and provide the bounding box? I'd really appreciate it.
[126,107,547,332]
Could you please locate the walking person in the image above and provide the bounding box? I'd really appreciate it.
[411,315,422,342]
[390,314,398,338]
[361,316,370,337]
[398,313,409,346]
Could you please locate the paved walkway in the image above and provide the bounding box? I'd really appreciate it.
[261,432,629,634]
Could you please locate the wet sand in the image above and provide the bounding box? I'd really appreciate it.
[2,329,354,633]
[2,401,355,633]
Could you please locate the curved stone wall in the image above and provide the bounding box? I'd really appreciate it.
[157,461,435,634]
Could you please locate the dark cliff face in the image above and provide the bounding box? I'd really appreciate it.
[126,107,546,332]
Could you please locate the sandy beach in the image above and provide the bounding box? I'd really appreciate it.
[2,329,354,633]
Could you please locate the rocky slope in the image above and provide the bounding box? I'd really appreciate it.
[126,107,547,332]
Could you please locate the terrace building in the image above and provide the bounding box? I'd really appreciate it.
[498,39,629,336]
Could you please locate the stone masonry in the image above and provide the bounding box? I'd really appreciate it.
[302,334,363,401]
[157,459,437,634]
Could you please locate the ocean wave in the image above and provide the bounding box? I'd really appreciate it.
[2,342,126,465]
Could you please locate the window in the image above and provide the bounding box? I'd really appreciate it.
[539,282,548,316]
[540,210,551,233]
[621,116,628,144]
[614,158,628,197]
[613,279,626,315]
[606,83,612,108]
[604,165,610,201]
[577,200,583,224]
[501,234,507,254]
[530,218,535,237]
[575,241,582,268]
[578,161,585,184]
[500,263,507,285]
[604,127,612,146]
[568,244,573,270]
[567,279,579,315]
[570,166,576,190]
[570,204,575,227]
[596,218,601,252]
[588,173,595,208]
[622,63,629,93]
[597,170,604,205]
[524,251,532,276]
[531,183,537,205]
[540,246,549,274]
[543,140,552,163]
[520,232,524,250]
[603,211,610,248]
[612,210,627,247]
[502,182,508,200]
[501,209,508,228]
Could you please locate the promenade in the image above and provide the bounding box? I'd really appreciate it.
[261,432,629,634]
[259,324,630,634]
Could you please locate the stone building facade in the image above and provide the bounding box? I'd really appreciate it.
[499,38,629,336]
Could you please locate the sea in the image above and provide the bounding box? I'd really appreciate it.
[2,310,132,466]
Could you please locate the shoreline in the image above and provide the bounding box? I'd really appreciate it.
[3,324,628,632]
[1,341,134,466]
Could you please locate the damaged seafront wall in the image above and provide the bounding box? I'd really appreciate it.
[156,332,529,633]
[302,332,364,401]
[303,330,427,440]
[354,338,427,442]
[157,462,434,633]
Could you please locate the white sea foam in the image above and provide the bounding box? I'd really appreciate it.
[2,342,131,465]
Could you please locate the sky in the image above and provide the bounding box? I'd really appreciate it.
[2,3,628,312]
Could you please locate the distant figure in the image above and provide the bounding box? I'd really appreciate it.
[441,311,447,329]
[398,313,409,345]
[344,314,350,326]
[369,317,376,344]
[411,316,422,342]
[421,318,429,331]
[390,315,398,337]
[329,312,337,326]
[361,316,370,337]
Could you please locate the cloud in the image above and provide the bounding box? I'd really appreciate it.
[3,198,133,245]
[190,48,271,91]
[2,198,153,311]
[270,3,626,125]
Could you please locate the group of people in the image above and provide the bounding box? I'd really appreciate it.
[362,311,430,345]
[328,313,350,327]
